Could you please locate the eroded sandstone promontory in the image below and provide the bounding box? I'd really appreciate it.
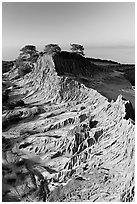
[2,52,135,202]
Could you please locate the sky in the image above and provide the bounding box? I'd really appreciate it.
[2,2,135,63]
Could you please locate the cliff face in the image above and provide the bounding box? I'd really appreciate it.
[53,51,97,77]
[2,53,135,202]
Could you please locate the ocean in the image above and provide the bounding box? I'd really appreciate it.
[85,46,135,64]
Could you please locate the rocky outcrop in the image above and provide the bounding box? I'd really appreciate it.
[2,53,135,202]
[2,61,14,73]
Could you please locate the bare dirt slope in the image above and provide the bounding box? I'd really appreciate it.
[2,53,135,202]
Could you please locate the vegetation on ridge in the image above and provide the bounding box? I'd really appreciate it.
[44,44,61,54]
[70,44,85,56]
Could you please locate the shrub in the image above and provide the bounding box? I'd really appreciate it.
[20,45,38,58]
[14,45,39,77]
[44,44,61,54]
[70,44,85,56]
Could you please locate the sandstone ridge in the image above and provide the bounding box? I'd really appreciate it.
[2,53,135,202]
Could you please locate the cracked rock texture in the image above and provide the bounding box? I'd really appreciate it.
[2,53,135,202]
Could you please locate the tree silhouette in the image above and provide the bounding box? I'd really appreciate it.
[44,44,61,54]
[20,45,38,58]
[14,45,38,77]
[70,44,85,56]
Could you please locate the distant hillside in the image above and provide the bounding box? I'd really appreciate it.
[87,57,119,66]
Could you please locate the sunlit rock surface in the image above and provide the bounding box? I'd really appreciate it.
[2,53,135,202]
